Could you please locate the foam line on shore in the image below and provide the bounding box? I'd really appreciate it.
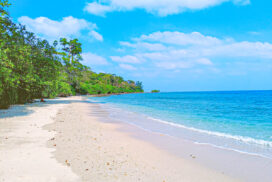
[147,116,272,148]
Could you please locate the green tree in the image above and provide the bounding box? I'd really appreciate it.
[59,38,86,92]
[0,1,144,109]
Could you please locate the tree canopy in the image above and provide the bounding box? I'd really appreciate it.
[151,90,160,93]
[0,0,144,109]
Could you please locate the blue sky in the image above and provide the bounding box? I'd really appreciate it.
[9,0,272,91]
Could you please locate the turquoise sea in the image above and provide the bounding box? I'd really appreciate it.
[89,91,272,158]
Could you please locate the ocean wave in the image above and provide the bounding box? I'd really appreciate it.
[147,116,272,148]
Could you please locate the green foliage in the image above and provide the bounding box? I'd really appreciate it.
[0,4,62,108]
[0,1,144,109]
[57,81,73,97]
[151,90,160,93]
[0,0,10,16]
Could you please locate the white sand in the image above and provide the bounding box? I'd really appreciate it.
[0,97,239,182]
[0,98,79,182]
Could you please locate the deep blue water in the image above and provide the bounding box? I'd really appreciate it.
[89,90,272,158]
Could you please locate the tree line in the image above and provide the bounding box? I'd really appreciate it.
[0,0,143,109]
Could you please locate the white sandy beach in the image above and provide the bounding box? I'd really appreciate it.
[0,98,79,182]
[0,96,268,182]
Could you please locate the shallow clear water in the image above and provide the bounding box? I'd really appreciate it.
[88,91,272,158]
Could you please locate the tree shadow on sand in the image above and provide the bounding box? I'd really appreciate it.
[0,97,88,119]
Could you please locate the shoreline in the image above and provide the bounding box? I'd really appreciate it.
[84,98,272,182]
[0,92,143,110]
[0,96,271,181]
[89,94,272,160]
[87,92,144,97]
[45,97,239,181]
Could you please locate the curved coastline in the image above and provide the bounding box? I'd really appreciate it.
[1,96,272,181]
[88,99,272,159]
[87,99,272,182]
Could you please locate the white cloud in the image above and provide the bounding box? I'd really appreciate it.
[84,2,113,16]
[84,0,250,16]
[135,31,222,46]
[82,52,108,66]
[18,16,103,41]
[120,41,167,51]
[129,31,272,59]
[89,30,103,41]
[112,31,272,71]
[196,58,213,65]
[119,64,137,70]
[201,41,272,58]
[111,55,142,64]
[156,61,192,70]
